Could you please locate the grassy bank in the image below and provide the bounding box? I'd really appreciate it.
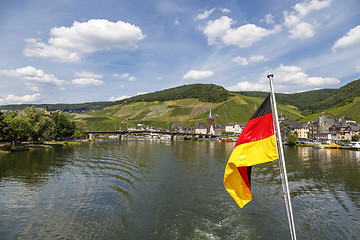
[0,140,90,154]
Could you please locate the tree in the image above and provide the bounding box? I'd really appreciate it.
[4,111,30,144]
[286,132,298,146]
[71,127,86,139]
[352,134,360,142]
[51,112,75,139]
[280,120,293,139]
[0,111,8,141]
[23,107,53,142]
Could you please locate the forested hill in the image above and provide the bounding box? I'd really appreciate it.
[0,102,112,112]
[237,79,360,115]
[112,84,232,105]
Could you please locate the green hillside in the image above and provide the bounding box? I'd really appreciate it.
[3,79,360,130]
[72,94,303,131]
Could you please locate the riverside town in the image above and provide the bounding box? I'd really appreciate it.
[88,109,360,150]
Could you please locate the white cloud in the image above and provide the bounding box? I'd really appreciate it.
[119,72,136,81]
[196,8,216,20]
[228,64,339,91]
[120,73,130,78]
[108,95,130,101]
[228,81,268,91]
[0,93,41,105]
[284,12,301,29]
[74,71,103,79]
[270,64,340,88]
[293,0,332,17]
[332,25,360,52]
[184,70,214,79]
[283,0,331,40]
[71,71,104,87]
[23,19,145,63]
[174,18,179,25]
[71,78,104,87]
[128,76,136,81]
[289,22,315,39]
[0,66,64,91]
[232,57,248,66]
[204,16,278,48]
[356,65,360,73]
[204,16,233,45]
[221,8,231,13]
[224,24,278,48]
[264,14,275,25]
[232,55,267,66]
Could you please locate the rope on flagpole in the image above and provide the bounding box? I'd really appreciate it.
[267,74,297,240]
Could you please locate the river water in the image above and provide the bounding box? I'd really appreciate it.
[0,140,359,239]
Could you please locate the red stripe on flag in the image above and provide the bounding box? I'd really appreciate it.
[238,166,250,189]
[235,112,274,147]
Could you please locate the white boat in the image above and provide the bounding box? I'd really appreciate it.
[160,134,172,141]
[350,141,360,149]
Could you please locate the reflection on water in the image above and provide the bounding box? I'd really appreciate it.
[0,141,359,239]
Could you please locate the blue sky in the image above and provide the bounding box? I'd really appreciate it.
[0,0,359,105]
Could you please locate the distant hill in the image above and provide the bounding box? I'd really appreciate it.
[0,102,112,112]
[112,83,232,105]
[237,79,360,115]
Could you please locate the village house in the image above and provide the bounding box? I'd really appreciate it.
[281,112,360,142]
[127,126,138,131]
[316,133,337,143]
[39,107,53,115]
[330,119,360,141]
[209,125,225,135]
[182,127,194,134]
[172,122,184,131]
[279,113,286,122]
[225,123,242,134]
[294,122,310,140]
[194,108,216,135]
[309,114,336,140]
[195,123,207,134]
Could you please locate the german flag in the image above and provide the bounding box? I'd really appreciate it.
[224,94,278,208]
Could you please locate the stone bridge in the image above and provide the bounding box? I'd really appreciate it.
[85,130,219,141]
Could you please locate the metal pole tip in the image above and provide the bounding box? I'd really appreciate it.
[267,74,274,78]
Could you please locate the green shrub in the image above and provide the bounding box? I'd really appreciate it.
[286,133,298,146]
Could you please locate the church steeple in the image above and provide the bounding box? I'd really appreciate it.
[207,108,214,121]
[207,108,215,133]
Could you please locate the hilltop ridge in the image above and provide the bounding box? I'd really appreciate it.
[112,84,232,105]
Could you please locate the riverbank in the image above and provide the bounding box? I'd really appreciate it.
[293,143,354,150]
[0,140,90,154]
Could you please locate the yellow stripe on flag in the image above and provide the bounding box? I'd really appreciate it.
[227,135,277,167]
[224,135,278,208]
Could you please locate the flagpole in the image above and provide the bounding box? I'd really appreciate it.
[267,74,297,240]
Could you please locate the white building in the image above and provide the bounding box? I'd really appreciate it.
[294,122,310,140]
[225,123,242,134]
